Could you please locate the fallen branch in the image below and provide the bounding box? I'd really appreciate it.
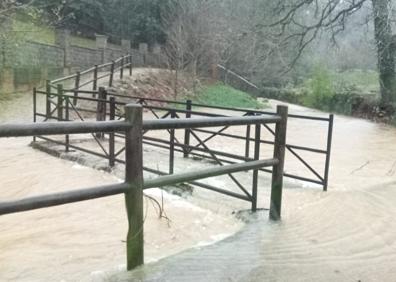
[350,161,370,175]
[144,192,172,227]
[386,161,396,176]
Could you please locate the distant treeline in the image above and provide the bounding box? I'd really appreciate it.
[19,0,172,46]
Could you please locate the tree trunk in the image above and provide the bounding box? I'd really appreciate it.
[174,67,178,99]
[372,0,396,105]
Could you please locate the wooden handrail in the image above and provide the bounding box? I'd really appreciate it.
[3,102,287,272]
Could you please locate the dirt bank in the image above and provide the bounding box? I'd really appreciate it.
[110,68,194,104]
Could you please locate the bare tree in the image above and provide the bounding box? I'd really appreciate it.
[205,0,294,86]
[162,0,233,95]
[161,0,394,100]
[259,0,396,105]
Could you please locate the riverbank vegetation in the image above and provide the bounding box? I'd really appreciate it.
[258,66,382,118]
[300,67,379,111]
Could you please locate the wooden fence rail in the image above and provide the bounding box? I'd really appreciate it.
[36,87,332,190]
[49,54,132,102]
[0,103,287,271]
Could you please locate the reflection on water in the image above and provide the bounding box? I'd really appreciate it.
[2,92,396,281]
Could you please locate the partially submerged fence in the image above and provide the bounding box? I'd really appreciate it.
[33,84,333,191]
[48,54,133,105]
[0,104,288,270]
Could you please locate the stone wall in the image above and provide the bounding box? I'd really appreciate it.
[15,41,65,68]
[69,46,101,70]
[104,47,125,64]
[130,49,145,67]
[0,30,168,93]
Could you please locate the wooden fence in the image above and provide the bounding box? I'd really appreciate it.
[35,53,333,192]
[49,54,133,105]
[34,85,333,191]
[0,104,287,270]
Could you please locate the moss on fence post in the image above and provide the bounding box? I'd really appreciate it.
[124,104,144,270]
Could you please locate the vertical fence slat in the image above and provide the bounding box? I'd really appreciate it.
[323,114,334,191]
[109,61,115,87]
[269,105,288,221]
[109,97,116,167]
[120,56,124,79]
[46,80,51,119]
[33,88,37,142]
[65,97,70,152]
[93,65,98,96]
[96,87,107,138]
[73,72,80,106]
[251,123,261,212]
[169,110,176,174]
[124,104,144,270]
[129,54,133,76]
[183,100,192,158]
[57,84,63,122]
[245,125,251,158]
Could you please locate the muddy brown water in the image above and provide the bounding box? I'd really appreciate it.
[2,88,396,281]
[0,91,243,281]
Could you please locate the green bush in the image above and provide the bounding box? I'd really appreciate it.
[303,65,335,111]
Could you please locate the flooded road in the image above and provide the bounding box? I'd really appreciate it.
[112,102,396,281]
[0,91,242,281]
[2,87,396,281]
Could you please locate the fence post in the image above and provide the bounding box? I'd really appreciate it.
[109,61,115,87]
[120,56,124,79]
[129,54,133,76]
[169,110,176,174]
[269,105,288,221]
[73,71,80,106]
[109,96,116,167]
[245,124,251,159]
[245,111,253,158]
[46,80,51,119]
[96,87,107,138]
[65,96,70,152]
[323,114,334,192]
[183,100,192,158]
[124,104,144,270]
[93,65,98,96]
[251,123,261,212]
[57,84,63,121]
[33,88,37,142]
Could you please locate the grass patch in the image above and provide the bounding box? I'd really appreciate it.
[192,83,266,109]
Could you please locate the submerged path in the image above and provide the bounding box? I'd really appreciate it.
[3,75,396,280]
[108,101,396,281]
[0,71,244,281]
